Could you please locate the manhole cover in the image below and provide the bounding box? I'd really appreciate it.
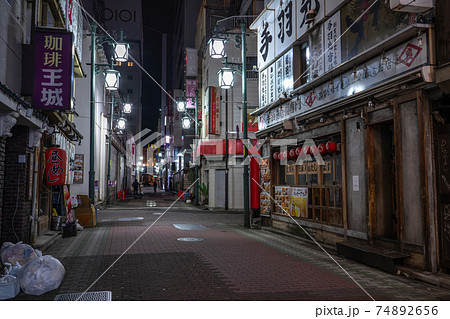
[118,217,144,221]
[173,224,207,230]
[177,237,203,242]
[54,291,112,301]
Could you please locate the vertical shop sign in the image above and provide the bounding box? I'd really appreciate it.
[208,87,220,135]
[33,30,73,110]
[260,158,271,215]
[283,49,294,93]
[268,64,276,104]
[257,11,275,70]
[324,11,341,71]
[275,0,296,56]
[186,79,197,109]
[276,57,284,99]
[45,147,67,186]
[260,68,268,108]
[296,0,324,40]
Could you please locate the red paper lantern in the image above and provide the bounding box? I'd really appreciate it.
[318,144,327,155]
[295,147,302,156]
[45,147,67,186]
[289,149,296,159]
[303,145,311,155]
[280,150,288,160]
[273,152,280,160]
[326,141,337,153]
[309,145,319,155]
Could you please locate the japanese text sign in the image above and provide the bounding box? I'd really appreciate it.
[186,79,197,109]
[45,147,67,186]
[33,30,73,110]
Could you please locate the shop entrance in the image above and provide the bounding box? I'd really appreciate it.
[369,121,397,241]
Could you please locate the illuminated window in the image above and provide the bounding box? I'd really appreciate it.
[117,61,122,67]
[128,62,133,67]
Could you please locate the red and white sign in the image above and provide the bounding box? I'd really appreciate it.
[208,86,220,135]
[397,43,422,67]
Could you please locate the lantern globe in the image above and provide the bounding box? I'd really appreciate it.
[208,37,226,59]
[117,117,127,130]
[104,69,120,91]
[123,102,132,114]
[177,100,186,112]
[218,68,234,89]
[181,117,191,129]
[114,43,129,62]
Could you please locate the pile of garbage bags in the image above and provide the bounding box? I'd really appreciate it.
[0,242,65,300]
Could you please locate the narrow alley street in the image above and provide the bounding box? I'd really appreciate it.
[11,188,450,301]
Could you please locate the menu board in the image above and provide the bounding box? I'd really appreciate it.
[290,187,308,218]
[274,186,290,215]
[73,154,84,184]
[260,158,271,216]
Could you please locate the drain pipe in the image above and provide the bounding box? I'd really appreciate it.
[30,146,40,244]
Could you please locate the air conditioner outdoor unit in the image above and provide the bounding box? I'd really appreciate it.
[390,0,434,13]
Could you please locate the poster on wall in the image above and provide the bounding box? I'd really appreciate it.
[340,0,409,61]
[324,11,341,71]
[274,186,290,215]
[290,187,308,218]
[73,154,84,183]
[309,23,324,80]
[260,158,271,216]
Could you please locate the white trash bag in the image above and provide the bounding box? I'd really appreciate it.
[0,274,20,300]
[17,255,65,296]
[1,242,38,266]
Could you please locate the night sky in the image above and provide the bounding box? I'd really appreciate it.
[141,0,179,133]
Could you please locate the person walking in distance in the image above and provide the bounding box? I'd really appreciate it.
[153,180,157,193]
[133,179,139,197]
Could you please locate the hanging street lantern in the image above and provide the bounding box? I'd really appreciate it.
[326,141,337,153]
[295,147,302,156]
[113,43,129,62]
[218,67,234,89]
[318,144,327,155]
[123,102,132,114]
[289,149,296,159]
[181,117,191,129]
[177,100,186,112]
[117,117,127,130]
[273,152,280,160]
[104,69,120,91]
[208,36,226,59]
[45,147,67,186]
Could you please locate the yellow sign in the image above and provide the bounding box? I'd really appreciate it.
[298,161,332,174]
[290,187,308,218]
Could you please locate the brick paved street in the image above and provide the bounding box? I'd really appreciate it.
[11,189,450,301]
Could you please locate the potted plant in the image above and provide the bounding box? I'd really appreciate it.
[198,182,209,205]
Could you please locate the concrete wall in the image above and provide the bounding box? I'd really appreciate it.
[400,100,423,246]
[0,0,24,92]
[345,116,368,235]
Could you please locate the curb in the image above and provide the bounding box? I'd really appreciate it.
[33,230,61,254]
[396,266,450,290]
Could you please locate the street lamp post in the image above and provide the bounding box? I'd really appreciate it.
[195,89,199,206]
[89,24,97,204]
[209,21,250,227]
[89,24,127,205]
[107,92,114,204]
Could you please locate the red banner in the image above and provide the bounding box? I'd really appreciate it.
[45,147,67,186]
[208,87,220,135]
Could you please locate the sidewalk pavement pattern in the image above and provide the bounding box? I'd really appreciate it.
[13,188,450,301]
